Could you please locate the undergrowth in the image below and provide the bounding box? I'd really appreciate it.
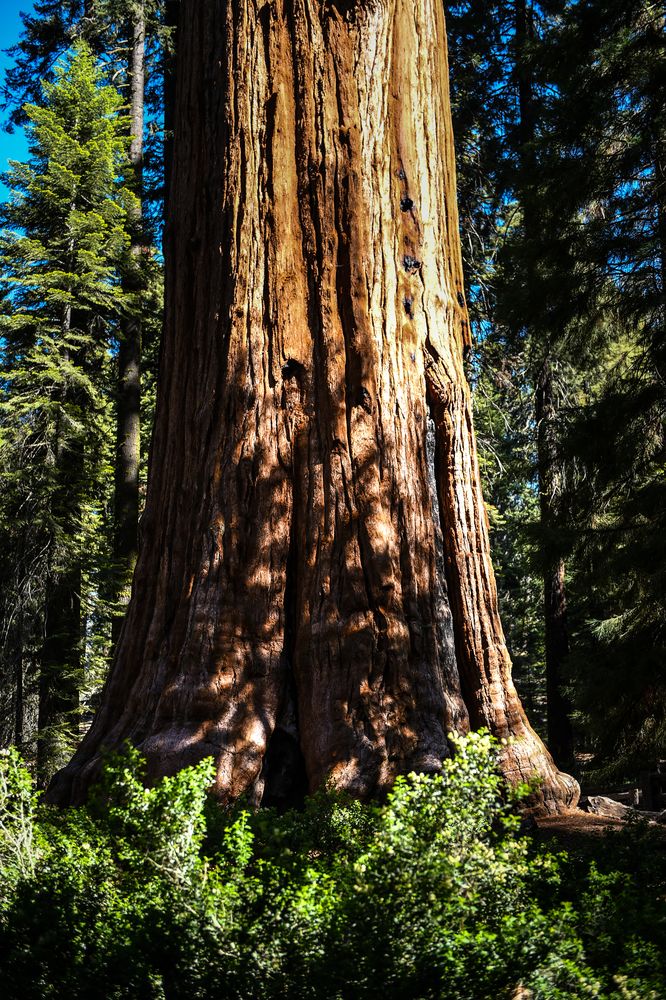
[0,732,664,999]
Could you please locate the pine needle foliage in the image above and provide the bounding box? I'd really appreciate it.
[448,0,666,773]
[0,42,133,778]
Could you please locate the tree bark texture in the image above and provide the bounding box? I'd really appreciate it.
[49,0,578,813]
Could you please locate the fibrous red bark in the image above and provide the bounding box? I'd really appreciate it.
[49,0,578,814]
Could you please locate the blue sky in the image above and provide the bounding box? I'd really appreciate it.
[0,0,32,197]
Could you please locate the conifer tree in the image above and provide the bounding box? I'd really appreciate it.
[0,42,133,781]
[445,1,560,736]
[2,0,167,655]
[449,0,666,774]
[538,0,666,772]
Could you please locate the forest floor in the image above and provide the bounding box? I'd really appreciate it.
[535,808,666,852]
[537,810,623,840]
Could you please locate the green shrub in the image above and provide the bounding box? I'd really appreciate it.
[0,733,664,999]
[0,748,44,900]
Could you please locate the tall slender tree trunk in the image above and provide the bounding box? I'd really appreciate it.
[112,6,145,648]
[515,0,573,767]
[13,612,24,749]
[654,115,666,314]
[536,361,573,765]
[38,321,83,786]
[38,565,81,785]
[163,0,179,219]
[652,6,666,307]
[49,0,578,813]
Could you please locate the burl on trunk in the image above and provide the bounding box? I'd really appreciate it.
[49,0,578,814]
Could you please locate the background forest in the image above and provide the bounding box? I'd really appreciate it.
[0,3,665,999]
[448,0,666,784]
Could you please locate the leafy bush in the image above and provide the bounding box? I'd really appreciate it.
[0,733,664,999]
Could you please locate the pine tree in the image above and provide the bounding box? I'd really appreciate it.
[445,1,559,739]
[539,0,666,774]
[2,0,168,654]
[463,0,666,774]
[0,42,133,781]
[0,1,88,126]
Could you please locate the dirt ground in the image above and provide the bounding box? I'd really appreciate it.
[537,810,624,837]
[534,808,666,852]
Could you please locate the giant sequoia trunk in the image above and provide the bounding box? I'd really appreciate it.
[49,0,578,813]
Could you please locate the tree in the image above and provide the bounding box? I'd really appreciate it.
[538,0,666,774]
[448,0,579,766]
[0,1,89,123]
[0,42,132,781]
[486,0,666,775]
[48,0,579,813]
[2,0,167,653]
[512,0,574,767]
[0,1,167,760]
[112,0,147,649]
[444,0,550,722]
